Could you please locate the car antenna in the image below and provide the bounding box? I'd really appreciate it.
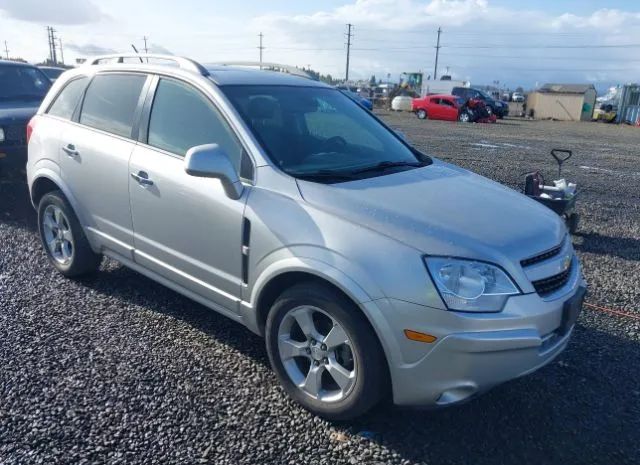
[130,44,144,63]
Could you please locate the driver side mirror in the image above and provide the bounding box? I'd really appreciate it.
[184,144,244,200]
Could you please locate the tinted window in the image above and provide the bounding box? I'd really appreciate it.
[440,99,455,107]
[147,78,243,170]
[41,68,65,80]
[0,65,51,101]
[80,74,146,138]
[48,77,88,120]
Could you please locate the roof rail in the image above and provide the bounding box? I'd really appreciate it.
[212,61,313,79]
[86,53,210,76]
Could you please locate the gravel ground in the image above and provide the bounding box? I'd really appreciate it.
[1,116,639,465]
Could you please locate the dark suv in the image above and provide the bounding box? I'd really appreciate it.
[0,60,51,169]
[452,87,509,118]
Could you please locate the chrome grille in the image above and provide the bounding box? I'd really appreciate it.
[531,262,572,296]
[521,241,563,267]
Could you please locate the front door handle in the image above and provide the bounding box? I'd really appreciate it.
[62,144,79,157]
[131,171,154,186]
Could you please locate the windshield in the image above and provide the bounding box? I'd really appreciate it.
[222,85,427,180]
[476,89,493,101]
[0,65,51,101]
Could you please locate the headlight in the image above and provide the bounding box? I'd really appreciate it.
[425,257,520,312]
[0,127,4,142]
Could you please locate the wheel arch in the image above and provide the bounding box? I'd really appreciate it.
[251,267,393,398]
[29,169,90,229]
[250,261,374,337]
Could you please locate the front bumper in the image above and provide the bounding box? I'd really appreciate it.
[363,274,586,407]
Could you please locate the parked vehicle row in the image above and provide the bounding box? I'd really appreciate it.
[26,54,585,420]
[0,60,52,169]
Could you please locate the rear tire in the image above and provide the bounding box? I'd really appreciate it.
[265,282,387,420]
[38,190,102,277]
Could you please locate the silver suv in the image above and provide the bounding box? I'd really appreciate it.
[27,54,586,419]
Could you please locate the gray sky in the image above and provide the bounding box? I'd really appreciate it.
[1,0,639,90]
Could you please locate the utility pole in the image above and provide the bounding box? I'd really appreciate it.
[51,28,58,64]
[46,27,52,63]
[433,26,441,80]
[3,40,8,60]
[47,26,58,65]
[143,36,148,53]
[58,38,64,65]
[345,23,353,82]
[258,33,264,69]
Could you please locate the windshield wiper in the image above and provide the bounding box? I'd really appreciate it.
[290,169,359,182]
[351,160,427,175]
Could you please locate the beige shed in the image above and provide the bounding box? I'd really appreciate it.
[527,84,597,121]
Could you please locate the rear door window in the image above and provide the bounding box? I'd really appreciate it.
[47,77,88,120]
[79,74,146,138]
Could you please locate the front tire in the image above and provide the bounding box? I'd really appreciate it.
[265,282,387,420]
[38,190,102,277]
[416,109,427,120]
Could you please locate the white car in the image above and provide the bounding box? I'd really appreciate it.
[391,95,413,111]
[512,92,525,103]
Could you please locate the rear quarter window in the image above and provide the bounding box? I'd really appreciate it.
[79,74,146,138]
[47,77,88,120]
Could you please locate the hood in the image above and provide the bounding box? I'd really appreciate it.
[0,101,40,124]
[297,160,566,268]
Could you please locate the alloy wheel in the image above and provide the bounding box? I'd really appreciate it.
[277,305,356,403]
[42,205,74,265]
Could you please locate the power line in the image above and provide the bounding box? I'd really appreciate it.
[443,43,640,49]
[434,26,441,79]
[345,23,353,81]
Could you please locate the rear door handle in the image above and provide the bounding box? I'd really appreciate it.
[62,144,79,157]
[131,171,154,186]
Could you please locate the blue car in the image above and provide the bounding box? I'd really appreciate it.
[0,60,51,169]
[340,89,373,111]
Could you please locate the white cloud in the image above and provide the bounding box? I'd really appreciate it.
[0,0,105,25]
[249,1,640,87]
[65,43,117,56]
[2,0,639,89]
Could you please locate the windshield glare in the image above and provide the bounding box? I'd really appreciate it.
[222,85,422,177]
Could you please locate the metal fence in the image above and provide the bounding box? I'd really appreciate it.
[618,85,640,125]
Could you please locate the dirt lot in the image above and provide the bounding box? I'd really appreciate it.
[1,115,639,465]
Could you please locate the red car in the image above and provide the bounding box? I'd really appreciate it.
[412,94,463,121]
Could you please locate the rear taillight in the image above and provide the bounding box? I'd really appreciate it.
[26,117,36,144]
